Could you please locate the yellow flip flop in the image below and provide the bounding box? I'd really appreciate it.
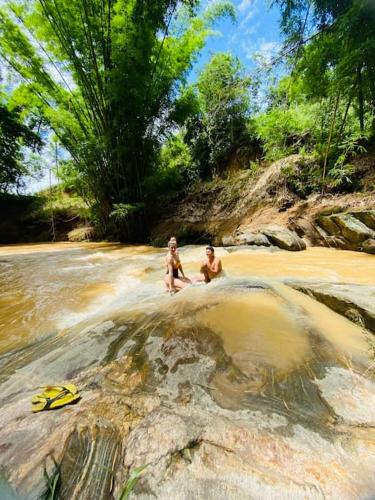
[31,384,80,412]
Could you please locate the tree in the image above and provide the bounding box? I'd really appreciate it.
[272,0,375,135]
[185,53,254,179]
[0,0,234,238]
[0,100,43,192]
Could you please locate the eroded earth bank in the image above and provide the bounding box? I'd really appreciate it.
[0,243,375,499]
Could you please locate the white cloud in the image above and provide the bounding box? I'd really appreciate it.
[238,0,254,13]
[258,40,281,63]
[243,38,281,63]
[240,5,258,27]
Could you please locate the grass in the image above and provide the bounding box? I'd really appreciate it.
[118,464,149,500]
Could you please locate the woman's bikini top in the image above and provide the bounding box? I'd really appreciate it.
[166,254,181,278]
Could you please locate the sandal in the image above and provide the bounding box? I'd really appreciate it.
[31,384,80,412]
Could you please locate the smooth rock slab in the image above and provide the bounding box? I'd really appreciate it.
[315,367,375,426]
[59,418,121,500]
[124,403,375,499]
[290,282,375,332]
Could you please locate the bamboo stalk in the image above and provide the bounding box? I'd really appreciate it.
[321,90,340,195]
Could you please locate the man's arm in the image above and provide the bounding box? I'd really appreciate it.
[210,258,222,274]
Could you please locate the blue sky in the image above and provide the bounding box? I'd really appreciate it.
[192,0,282,77]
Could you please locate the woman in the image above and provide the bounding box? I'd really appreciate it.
[164,240,190,293]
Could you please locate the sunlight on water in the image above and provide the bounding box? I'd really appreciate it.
[0,242,373,357]
[196,292,310,373]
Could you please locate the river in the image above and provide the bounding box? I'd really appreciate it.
[0,242,374,499]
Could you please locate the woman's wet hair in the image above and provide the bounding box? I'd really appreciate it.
[168,241,177,249]
[206,245,214,252]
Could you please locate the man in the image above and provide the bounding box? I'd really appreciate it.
[196,245,222,283]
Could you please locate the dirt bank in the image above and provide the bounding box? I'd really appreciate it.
[151,152,375,252]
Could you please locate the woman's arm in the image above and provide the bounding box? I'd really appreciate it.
[179,263,186,278]
[167,258,175,292]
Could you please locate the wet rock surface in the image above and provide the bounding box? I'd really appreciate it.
[261,224,306,251]
[221,225,304,251]
[362,238,375,254]
[1,280,375,499]
[59,418,121,500]
[235,230,271,247]
[290,282,375,333]
[316,210,375,251]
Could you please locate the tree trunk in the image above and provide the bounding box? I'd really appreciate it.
[357,64,364,133]
[322,91,340,195]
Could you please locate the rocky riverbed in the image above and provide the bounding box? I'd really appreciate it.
[0,243,374,499]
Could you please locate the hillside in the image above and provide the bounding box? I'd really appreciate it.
[151,151,375,253]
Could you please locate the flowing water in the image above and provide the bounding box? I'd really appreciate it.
[0,242,373,355]
[0,242,375,498]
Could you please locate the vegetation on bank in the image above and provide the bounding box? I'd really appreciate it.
[0,0,374,242]
[0,188,89,243]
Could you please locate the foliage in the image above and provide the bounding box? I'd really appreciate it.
[109,203,144,223]
[255,100,318,161]
[185,52,255,179]
[40,459,60,500]
[118,464,149,500]
[37,185,90,220]
[272,0,375,135]
[281,159,322,197]
[144,133,196,201]
[0,0,234,238]
[0,97,43,192]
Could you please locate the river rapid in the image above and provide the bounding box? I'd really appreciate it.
[0,242,375,499]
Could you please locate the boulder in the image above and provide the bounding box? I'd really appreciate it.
[316,213,375,249]
[236,231,271,247]
[361,238,375,255]
[329,214,374,244]
[290,282,375,333]
[316,215,341,237]
[221,234,236,246]
[351,210,375,231]
[261,224,306,251]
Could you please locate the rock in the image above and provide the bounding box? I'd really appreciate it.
[315,367,375,426]
[330,214,374,244]
[261,224,306,251]
[290,282,375,332]
[361,238,375,255]
[316,215,341,237]
[221,234,236,246]
[236,231,271,247]
[316,213,375,249]
[59,419,121,500]
[350,210,375,230]
[2,282,375,499]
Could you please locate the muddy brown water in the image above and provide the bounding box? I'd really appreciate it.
[0,243,373,355]
[0,243,375,498]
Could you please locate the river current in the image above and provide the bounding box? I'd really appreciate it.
[1,242,375,498]
[0,242,373,359]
